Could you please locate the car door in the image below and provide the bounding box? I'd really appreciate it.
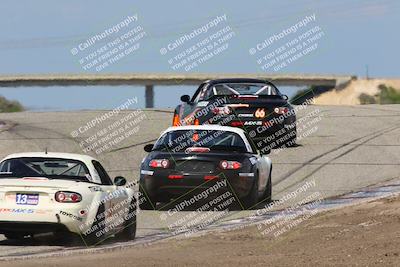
[244,132,270,192]
[92,161,128,232]
[92,160,119,232]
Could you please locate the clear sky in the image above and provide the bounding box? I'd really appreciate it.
[0,0,399,110]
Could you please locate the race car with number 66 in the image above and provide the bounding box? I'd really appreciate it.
[172,78,297,146]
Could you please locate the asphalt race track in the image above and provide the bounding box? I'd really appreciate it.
[0,105,399,258]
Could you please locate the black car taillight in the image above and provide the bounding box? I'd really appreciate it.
[219,160,242,170]
[55,191,82,203]
[149,159,170,168]
[274,107,289,114]
[212,106,231,115]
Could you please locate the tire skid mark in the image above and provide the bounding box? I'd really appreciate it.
[275,124,400,194]
[273,124,400,187]
[107,138,158,153]
[6,122,87,155]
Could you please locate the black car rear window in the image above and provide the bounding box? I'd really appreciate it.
[153,130,248,153]
[214,83,278,95]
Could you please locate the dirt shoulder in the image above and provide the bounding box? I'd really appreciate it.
[4,196,400,267]
[314,78,400,105]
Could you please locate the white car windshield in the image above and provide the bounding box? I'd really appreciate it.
[0,157,90,181]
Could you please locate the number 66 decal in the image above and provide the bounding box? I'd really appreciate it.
[254,108,265,118]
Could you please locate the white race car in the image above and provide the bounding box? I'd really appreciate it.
[0,152,137,245]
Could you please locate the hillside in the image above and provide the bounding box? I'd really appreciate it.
[314,79,400,105]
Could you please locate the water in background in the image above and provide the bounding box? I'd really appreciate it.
[0,85,299,111]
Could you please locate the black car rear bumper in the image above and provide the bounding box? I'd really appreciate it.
[140,171,255,200]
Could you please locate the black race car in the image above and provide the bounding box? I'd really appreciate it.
[172,78,297,148]
[139,125,272,210]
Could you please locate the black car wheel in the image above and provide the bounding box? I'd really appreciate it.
[139,186,156,210]
[157,194,172,204]
[83,203,105,246]
[115,198,137,241]
[261,168,272,203]
[4,233,27,240]
[242,173,259,209]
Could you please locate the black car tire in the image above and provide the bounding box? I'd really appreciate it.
[84,203,106,246]
[54,231,81,246]
[242,173,259,209]
[261,167,272,203]
[157,194,172,204]
[115,197,137,241]
[139,186,156,210]
[4,233,26,240]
